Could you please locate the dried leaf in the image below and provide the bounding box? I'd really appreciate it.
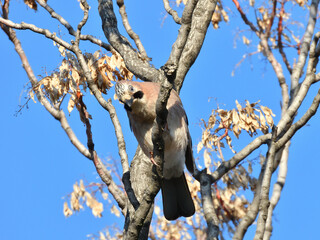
[111,205,120,217]
[204,149,211,169]
[63,202,73,217]
[24,0,37,10]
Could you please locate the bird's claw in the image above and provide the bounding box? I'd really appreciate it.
[150,152,160,167]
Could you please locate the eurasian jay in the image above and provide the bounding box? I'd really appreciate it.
[115,80,195,220]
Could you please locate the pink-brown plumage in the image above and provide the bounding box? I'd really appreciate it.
[115,80,195,220]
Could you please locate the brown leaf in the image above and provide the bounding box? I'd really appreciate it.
[24,0,37,10]
[63,202,73,217]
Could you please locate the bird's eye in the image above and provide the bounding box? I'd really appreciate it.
[129,85,134,92]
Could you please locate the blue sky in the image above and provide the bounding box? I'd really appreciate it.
[1,0,320,239]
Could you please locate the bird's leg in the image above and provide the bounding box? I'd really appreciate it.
[149,152,160,166]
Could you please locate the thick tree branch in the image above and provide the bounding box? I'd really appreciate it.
[98,0,161,82]
[174,0,217,92]
[116,0,149,60]
[166,0,198,71]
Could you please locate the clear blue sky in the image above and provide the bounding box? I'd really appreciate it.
[1,1,320,239]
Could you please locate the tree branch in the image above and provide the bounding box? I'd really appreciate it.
[98,0,161,82]
[263,142,289,240]
[232,0,260,36]
[276,88,320,151]
[210,133,272,183]
[116,0,149,60]
[277,0,293,74]
[166,0,198,76]
[254,128,278,240]
[162,0,181,24]
[0,18,73,50]
[200,169,219,240]
[35,0,111,50]
[174,0,217,92]
[290,0,320,98]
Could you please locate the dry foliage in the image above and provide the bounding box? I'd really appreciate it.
[63,179,121,219]
[198,100,275,154]
[29,45,133,114]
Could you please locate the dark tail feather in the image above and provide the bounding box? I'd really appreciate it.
[161,173,195,221]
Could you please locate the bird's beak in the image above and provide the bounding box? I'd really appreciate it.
[118,94,134,109]
[123,97,133,108]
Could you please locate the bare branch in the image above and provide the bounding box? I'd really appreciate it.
[162,0,182,24]
[116,0,149,60]
[0,18,73,50]
[260,34,290,116]
[0,5,129,212]
[276,88,320,150]
[75,0,90,46]
[254,128,278,240]
[71,43,130,173]
[166,0,198,70]
[98,0,161,82]
[277,33,320,134]
[290,0,320,98]
[277,0,293,74]
[200,170,219,240]
[211,133,271,183]
[265,0,277,39]
[263,142,290,240]
[232,0,260,36]
[36,0,111,50]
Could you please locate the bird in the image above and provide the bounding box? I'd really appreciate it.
[115,80,195,220]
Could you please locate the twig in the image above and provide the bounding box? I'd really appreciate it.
[0,18,73,50]
[75,0,90,46]
[232,0,260,36]
[162,0,181,24]
[265,0,277,39]
[35,0,111,50]
[277,1,292,74]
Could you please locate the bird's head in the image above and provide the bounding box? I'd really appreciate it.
[115,81,144,111]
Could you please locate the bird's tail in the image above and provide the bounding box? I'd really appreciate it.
[161,173,195,221]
